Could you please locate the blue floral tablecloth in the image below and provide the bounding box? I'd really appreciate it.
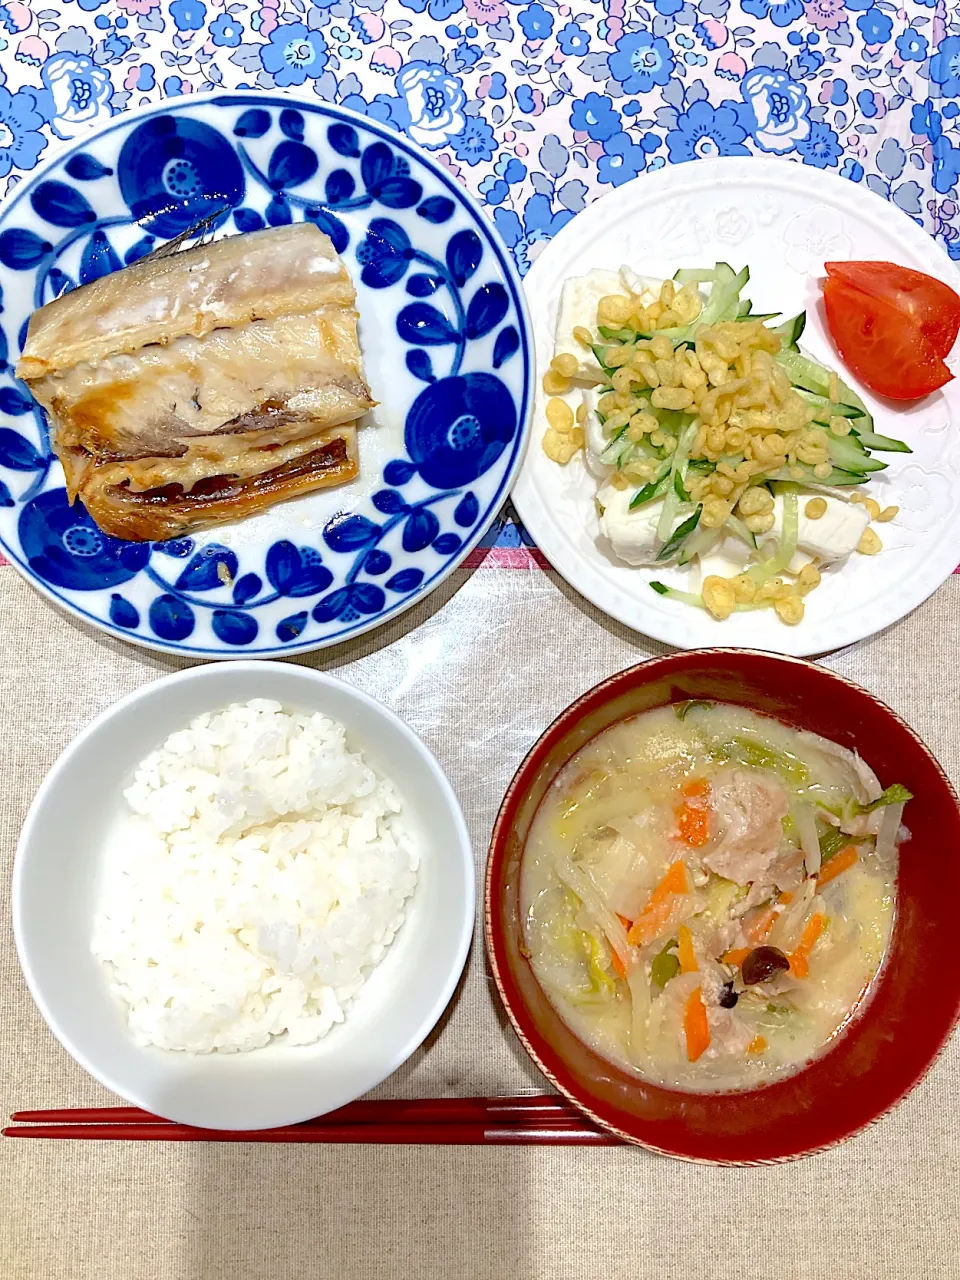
[0,0,957,272]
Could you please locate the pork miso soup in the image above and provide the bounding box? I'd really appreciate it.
[521,702,910,1092]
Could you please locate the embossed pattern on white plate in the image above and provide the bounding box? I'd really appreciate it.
[783,207,854,276]
[513,156,960,658]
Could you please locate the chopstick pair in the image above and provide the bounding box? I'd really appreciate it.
[4,1095,621,1146]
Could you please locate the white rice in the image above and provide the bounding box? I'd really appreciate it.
[91,699,419,1054]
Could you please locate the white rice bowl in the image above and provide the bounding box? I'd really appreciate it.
[92,699,419,1054]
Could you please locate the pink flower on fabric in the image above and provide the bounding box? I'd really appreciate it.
[15,35,47,65]
[370,45,402,74]
[700,19,727,48]
[355,13,384,40]
[3,3,32,31]
[124,66,140,90]
[116,0,161,14]
[803,0,845,30]
[585,141,602,160]
[519,86,544,115]
[435,152,464,183]
[859,90,886,119]
[716,51,747,81]
[604,0,624,45]
[255,0,280,36]
[464,0,508,24]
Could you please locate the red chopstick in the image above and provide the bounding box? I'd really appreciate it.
[9,1095,576,1127]
[3,1122,618,1145]
[4,1095,622,1146]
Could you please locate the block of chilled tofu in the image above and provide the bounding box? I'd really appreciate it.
[554,270,666,349]
[596,484,663,566]
[553,270,625,379]
[696,536,755,585]
[553,268,663,380]
[762,493,869,568]
[598,484,871,576]
[698,494,869,580]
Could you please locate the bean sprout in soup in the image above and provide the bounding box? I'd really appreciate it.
[520,702,910,1092]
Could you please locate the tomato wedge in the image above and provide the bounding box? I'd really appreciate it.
[825,261,960,358]
[822,276,953,401]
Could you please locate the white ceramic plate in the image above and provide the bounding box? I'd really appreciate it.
[513,156,960,657]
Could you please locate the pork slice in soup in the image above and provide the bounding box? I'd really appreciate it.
[520,702,907,1093]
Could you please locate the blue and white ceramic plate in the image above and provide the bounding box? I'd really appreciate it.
[0,94,532,657]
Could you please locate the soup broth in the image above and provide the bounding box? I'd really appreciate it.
[521,702,907,1093]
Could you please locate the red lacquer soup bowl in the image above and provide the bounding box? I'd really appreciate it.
[485,650,960,1164]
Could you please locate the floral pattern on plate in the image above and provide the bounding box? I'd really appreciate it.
[0,94,531,655]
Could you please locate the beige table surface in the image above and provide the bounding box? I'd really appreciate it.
[1,549,958,1280]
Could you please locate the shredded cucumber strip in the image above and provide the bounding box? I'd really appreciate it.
[779,488,799,567]
[687,265,749,332]
[745,490,798,584]
[628,467,671,509]
[725,514,757,550]
[776,348,877,433]
[655,484,682,545]
[650,581,706,608]
[679,523,721,566]
[767,463,865,487]
[651,580,779,614]
[795,388,863,421]
[814,425,887,474]
[673,267,716,285]
[771,313,806,348]
[656,420,699,543]
[638,264,751,345]
[745,546,781,587]
[776,348,835,397]
[852,427,912,454]
[598,424,631,466]
[657,505,702,563]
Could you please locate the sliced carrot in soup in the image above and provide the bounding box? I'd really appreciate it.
[627,859,689,946]
[684,987,711,1063]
